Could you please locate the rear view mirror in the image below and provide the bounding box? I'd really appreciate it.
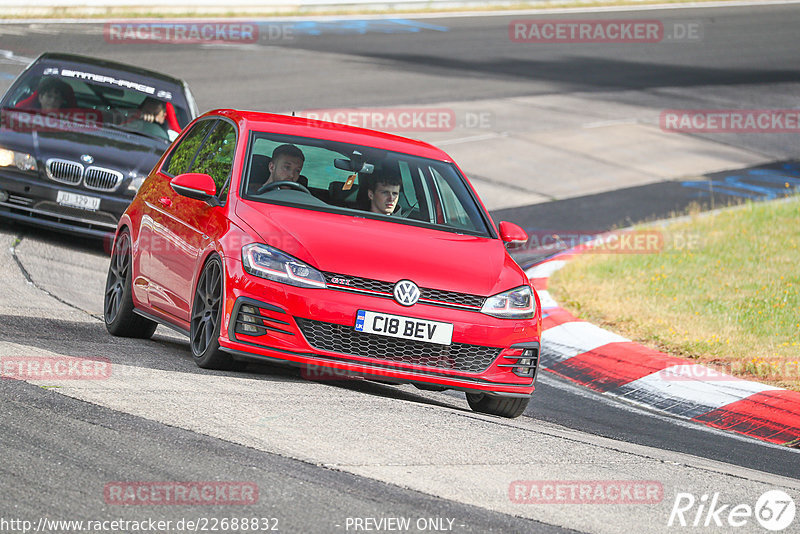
[170,173,219,206]
[498,221,528,245]
[334,150,374,174]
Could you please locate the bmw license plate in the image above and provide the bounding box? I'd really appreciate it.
[355,310,453,345]
[57,190,100,211]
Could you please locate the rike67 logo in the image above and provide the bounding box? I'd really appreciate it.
[668,490,796,531]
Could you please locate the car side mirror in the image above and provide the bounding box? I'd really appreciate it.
[170,173,219,206]
[498,221,528,245]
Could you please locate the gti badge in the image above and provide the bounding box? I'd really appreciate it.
[393,280,420,306]
[80,154,94,165]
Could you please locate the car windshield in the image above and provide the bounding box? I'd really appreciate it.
[241,131,493,237]
[0,60,192,143]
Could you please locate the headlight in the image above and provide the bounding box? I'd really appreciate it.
[242,243,326,289]
[0,148,37,172]
[127,175,145,195]
[481,285,536,319]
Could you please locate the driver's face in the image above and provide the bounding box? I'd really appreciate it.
[269,155,304,183]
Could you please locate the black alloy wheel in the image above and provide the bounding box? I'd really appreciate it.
[190,256,239,369]
[104,230,157,338]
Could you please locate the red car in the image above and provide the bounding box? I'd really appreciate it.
[104,109,541,417]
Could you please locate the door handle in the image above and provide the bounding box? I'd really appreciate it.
[159,197,173,207]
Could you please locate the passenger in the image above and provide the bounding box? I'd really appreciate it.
[25,77,71,111]
[366,174,402,215]
[265,144,305,186]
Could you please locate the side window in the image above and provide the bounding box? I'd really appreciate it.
[189,121,236,201]
[163,120,214,176]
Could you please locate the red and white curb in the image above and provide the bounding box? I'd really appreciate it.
[527,251,800,447]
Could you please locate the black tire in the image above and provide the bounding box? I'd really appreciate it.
[104,230,157,338]
[466,392,530,418]
[190,255,239,369]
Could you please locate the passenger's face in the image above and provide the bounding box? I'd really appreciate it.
[269,155,304,182]
[38,89,64,111]
[368,183,400,215]
[153,108,166,124]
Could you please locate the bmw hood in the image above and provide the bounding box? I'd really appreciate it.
[3,123,169,183]
[236,201,526,297]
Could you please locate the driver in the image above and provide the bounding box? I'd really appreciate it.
[265,144,305,186]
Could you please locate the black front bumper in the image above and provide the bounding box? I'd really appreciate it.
[0,169,131,239]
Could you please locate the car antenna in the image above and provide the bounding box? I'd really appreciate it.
[292,111,296,116]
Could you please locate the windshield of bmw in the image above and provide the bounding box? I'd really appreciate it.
[0,59,192,143]
[241,131,493,237]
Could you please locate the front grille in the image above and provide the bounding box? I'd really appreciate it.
[46,159,82,185]
[296,317,502,373]
[84,166,123,192]
[323,272,485,310]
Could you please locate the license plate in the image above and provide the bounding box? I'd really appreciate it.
[355,310,453,345]
[57,191,100,211]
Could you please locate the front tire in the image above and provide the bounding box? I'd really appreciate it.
[466,392,530,418]
[104,230,157,339]
[190,255,238,369]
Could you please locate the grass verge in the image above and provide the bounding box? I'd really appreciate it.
[549,196,800,392]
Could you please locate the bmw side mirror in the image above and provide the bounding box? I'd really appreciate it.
[498,221,528,246]
[170,173,220,206]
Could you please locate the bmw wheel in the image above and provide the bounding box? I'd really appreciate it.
[104,229,157,338]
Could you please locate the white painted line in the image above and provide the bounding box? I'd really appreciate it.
[526,260,566,279]
[435,132,505,147]
[535,289,559,310]
[612,364,781,418]
[538,372,799,452]
[541,321,629,362]
[3,0,798,24]
[0,49,33,64]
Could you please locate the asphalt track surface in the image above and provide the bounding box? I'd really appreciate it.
[1,3,800,533]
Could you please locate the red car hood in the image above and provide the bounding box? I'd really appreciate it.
[235,201,525,297]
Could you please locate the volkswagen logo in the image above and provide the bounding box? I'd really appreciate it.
[80,154,94,165]
[393,280,420,307]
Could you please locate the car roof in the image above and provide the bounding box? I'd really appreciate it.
[36,52,187,86]
[211,109,455,162]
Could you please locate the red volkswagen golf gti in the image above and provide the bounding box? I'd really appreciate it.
[104,109,541,417]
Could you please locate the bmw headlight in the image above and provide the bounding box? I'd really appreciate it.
[126,174,145,195]
[481,285,536,319]
[0,148,37,172]
[242,243,326,289]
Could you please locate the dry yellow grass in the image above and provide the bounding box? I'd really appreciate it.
[549,197,800,391]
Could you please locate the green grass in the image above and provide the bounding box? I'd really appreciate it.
[549,196,800,391]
